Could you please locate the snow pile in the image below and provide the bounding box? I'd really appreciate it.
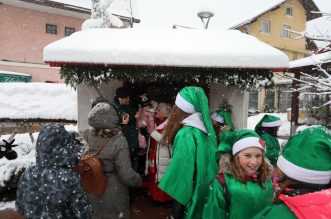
[0,201,15,211]
[0,83,77,121]
[0,125,78,188]
[0,141,35,187]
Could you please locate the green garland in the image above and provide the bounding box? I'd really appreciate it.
[60,64,274,89]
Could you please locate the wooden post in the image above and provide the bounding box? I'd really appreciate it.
[290,71,300,135]
[29,132,35,144]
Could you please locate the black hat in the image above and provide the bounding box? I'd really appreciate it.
[138,94,150,107]
[116,87,130,98]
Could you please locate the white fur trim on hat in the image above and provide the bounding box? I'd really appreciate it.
[261,120,282,127]
[175,94,196,114]
[277,155,331,184]
[232,137,264,155]
[211,112,224,123]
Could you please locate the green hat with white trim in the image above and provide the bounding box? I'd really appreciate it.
[255,115,282,131]
[175,86,217,146]
[277,126,331,185]
[216,129,265,160]
[211,109,234,130]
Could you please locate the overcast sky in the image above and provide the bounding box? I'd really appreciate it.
[314,0,331,12]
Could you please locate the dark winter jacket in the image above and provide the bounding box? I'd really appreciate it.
[113,98,140,155]
[86,102,142,219]
[16,124,92,219]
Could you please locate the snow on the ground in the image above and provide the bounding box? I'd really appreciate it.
[0,200,15,211]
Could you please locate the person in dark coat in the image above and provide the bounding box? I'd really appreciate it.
[85,102,142,219]
[113,87,140,164]
[16,123,92,219]
[113,87,143,213]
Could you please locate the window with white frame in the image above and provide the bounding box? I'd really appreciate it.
[282,24,291,38]
[286,5,293,16]
[260,19,271,33]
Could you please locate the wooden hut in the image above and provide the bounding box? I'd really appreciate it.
[43,28,289,131]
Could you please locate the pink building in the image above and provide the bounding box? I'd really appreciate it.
[0,0,139,82]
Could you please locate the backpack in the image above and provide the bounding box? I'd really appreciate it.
[75,138,110,196]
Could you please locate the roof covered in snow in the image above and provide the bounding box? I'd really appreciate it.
[0,70,30,77]
[44,28,289,69]
[289,51,331,68]
[0,83,77,121]
[0,0,139,20]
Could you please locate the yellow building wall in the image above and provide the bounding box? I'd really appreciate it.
[238,0,309,61]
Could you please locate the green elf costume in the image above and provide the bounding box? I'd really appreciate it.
[203,129,273,219]
[158,86,218,219]
[255,115,282,166]
[253,126,331,219]
[211,109,234,143]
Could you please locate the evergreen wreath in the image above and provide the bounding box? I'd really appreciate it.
[60,64,274,89]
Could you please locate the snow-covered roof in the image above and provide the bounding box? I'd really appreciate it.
[1,0,139,21]
[0,70,30,77]
[44,28,289,69]
[135,0,286,29]
[289,51,331,68]
[51,0,91,9]
[0,83,77,121]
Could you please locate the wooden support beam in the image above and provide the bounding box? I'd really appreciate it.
[290,71,300,135]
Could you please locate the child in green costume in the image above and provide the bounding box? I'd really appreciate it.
[255,115,282,167]
[203,129,273,219]
[253,126,331,219]
[158,86,218,219]
[211,108,234,144]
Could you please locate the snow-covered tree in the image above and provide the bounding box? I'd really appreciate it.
[82,0,124,29]
[283,13,331,106]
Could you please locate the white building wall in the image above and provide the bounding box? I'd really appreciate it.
[209,84,249,129]
[78,81,249,131]
[77,80,123,132]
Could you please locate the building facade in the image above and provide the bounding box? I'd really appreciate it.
[233,0,319,112]
[0,0,139,82]
[0,1,90,82]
